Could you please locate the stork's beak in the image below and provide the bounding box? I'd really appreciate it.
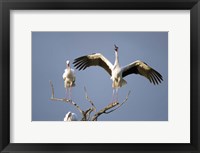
[114,44,118,52]
[66,63,70,68]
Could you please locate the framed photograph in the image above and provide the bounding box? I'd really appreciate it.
[0,0,199,152]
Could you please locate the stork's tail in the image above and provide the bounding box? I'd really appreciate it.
[112,79,127,89]
[121,79,127,87]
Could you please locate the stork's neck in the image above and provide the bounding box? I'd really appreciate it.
[67,65,70,70]
[114,51,119,67]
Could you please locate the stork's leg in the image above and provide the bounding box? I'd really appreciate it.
[66,87,69,99]
[69,86,72,100]
[111,88,119,102]
[116,88,119,102]
[112,88,115,102]
[111,88,118,102]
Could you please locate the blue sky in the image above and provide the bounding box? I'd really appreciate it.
[32,32,168,121]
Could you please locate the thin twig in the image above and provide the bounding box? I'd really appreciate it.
[105,90,131,114]
[49,80,55,98]
[84,86,96,112]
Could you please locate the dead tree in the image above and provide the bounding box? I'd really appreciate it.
[49,80,130,121]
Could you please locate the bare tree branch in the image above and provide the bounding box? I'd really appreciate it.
[91,91,131,121]
[49,80,84,116]
[92,102,119,121]
[84,107,94,121]
[105,90,131,114]
[49,80,130,121]
[84,86,96,112]
[49,80,55,99]
[80,108,93,121]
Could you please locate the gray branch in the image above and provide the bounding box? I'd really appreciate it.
[91,102,119,121]
[49,80,130,121]
[105,91,131,114]
[91,91,131,120]
[49,80,85,118]
[84,86,96,112]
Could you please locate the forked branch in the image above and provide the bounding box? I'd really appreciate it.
[49,80,84,116]
[91,91,131,121]
[84,86,96,112]
[92,102,119,121]
[49,80,130,121]
[105,91,131,114]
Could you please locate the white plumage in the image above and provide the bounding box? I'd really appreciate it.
[64,111,78,121]
[63,60,76,99]
[73,45,163,101]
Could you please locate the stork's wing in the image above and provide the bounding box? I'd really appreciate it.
[73,53,113,76]
[122,60,163,85]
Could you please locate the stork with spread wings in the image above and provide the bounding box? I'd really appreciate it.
[73,45,163,102]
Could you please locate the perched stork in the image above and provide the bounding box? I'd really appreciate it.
[73,45,163,101]
[64,111,78,121]
[62,60,76,100]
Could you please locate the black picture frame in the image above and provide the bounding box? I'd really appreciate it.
[0,0,199,153]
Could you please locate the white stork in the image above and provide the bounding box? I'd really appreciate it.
[62,60,76,100]
[73,45,163,101]
[64,111,78,121]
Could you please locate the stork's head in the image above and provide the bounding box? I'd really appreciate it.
[114,44,118,52]
[66,60,70,68]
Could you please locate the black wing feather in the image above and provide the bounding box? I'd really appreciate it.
[73,53,113,76]
[122,60,163,85]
